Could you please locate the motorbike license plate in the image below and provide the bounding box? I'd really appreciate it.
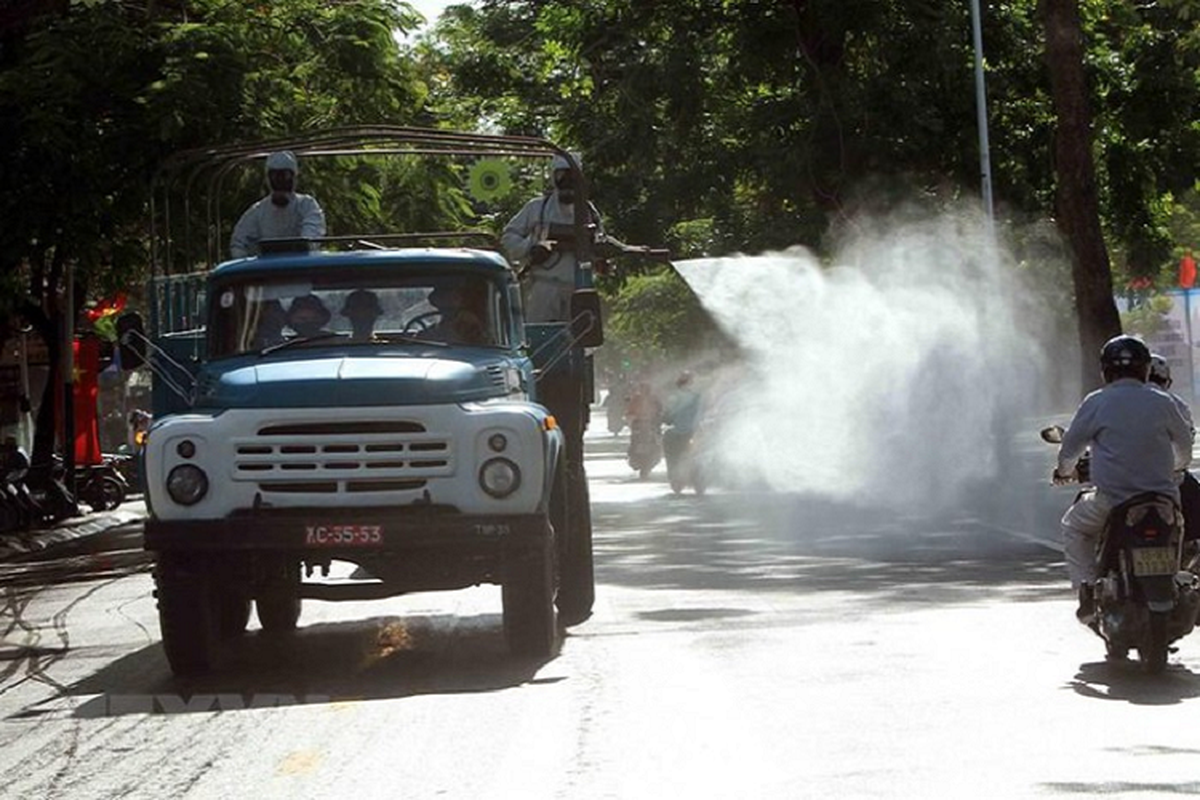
[304,524,384,547]
[1130,547,1176,576]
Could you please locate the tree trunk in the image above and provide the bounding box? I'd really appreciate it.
[1041,0,1121,395]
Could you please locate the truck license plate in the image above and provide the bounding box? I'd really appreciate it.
[304,524,384,547]
[1130,547,1175,576]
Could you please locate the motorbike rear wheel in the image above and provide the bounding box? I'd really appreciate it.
[1104,640,1129,661]
[1138,610,1170,674]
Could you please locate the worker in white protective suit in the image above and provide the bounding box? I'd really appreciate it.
[501,153,603,322]
[230,150,326,259]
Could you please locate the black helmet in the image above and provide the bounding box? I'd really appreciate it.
[1100,335,1151,382]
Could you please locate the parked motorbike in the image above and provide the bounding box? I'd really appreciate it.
[627,418,662,479]
[1043,425,1200,672]
[22,460,79,526]
[75,459,128,513]
[0,449,33,534]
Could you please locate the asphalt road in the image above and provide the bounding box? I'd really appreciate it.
[3,419,1200,799]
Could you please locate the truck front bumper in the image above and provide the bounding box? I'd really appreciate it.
[145,510,549,555]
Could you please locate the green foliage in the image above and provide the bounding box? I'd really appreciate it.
[424,0,1198,282]
[601,267,732,378]
[0,0,430,312]
[1121,293,1176,339]
[0,0,433,455]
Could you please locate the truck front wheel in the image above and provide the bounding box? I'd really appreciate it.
[503,536,558,657]
[154,554,218,676]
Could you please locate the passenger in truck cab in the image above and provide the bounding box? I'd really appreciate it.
[285,294,332,338]
[422,281,489,345]
[250,299,287,349]
[341,289,384,341]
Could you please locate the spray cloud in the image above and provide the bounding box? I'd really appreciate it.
[675,208,1051,511]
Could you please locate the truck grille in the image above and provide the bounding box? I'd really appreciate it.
[232,421,452,493]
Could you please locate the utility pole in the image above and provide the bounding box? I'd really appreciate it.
[969,0,995,233]
[62,261,75,501]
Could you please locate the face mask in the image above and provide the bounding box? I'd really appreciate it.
[268,170,294,205]
[554,171,575,204]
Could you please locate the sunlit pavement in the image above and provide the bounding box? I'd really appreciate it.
[6,411,1200,797]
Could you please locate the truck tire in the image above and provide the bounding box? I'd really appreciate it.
[217,591,252,640]
[256,590,301,634]
[503,536,557,657]
[256,560,302,634]
[155,554,218,676]
[556,466,595,626]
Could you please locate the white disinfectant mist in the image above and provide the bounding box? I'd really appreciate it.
[674,209,1052,512]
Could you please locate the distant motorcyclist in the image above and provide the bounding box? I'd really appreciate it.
[625,378,662,479]
[1148,353,1200,542]
[230,151,326,259]
[1055,335,1194,622]
[501,153,604,322]
[662,371,704,493]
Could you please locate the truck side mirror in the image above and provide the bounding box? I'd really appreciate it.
[116,312,147,370]
[570,289,604,348]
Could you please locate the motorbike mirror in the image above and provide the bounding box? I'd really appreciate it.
[1040,425,1065,444]
[116,312,147,370]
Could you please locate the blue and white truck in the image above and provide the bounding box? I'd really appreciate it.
[126,128,616,674]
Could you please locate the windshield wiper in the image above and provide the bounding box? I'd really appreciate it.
[373,332,449,347]
[259,331,346,356]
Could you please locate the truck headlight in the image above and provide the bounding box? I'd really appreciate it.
[167,464,209,506]
[479,458,521,498]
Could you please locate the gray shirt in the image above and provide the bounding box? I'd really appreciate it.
[1058,378,1194,503]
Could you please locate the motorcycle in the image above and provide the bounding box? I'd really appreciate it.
[75,459,129,513]
[662,425,706,495]
[1043,425,1200,672]
[627,418,662,479]
[0,452,33,535]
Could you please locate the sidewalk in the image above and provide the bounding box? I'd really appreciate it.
[0,499,147,561]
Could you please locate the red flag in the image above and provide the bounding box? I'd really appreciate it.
[1180,252,1197,289]
[73,337,102,466]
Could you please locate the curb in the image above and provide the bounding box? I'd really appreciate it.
[0,502,146,561]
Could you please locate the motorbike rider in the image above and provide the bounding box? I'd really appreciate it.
[625,377,662,478]
[1148,353,1200,542]
[1055,335,1194,623]
[501,153,604,322]
[662,370,704,490]
[230,150,327,259]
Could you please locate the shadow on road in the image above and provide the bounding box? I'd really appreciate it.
[586,414,1069,610]
[1066,659,1200,705]
[0,523,150,590]
[33,612,557,719]
[591,486,1065,609]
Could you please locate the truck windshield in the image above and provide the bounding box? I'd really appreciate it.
[208,272,506,358]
